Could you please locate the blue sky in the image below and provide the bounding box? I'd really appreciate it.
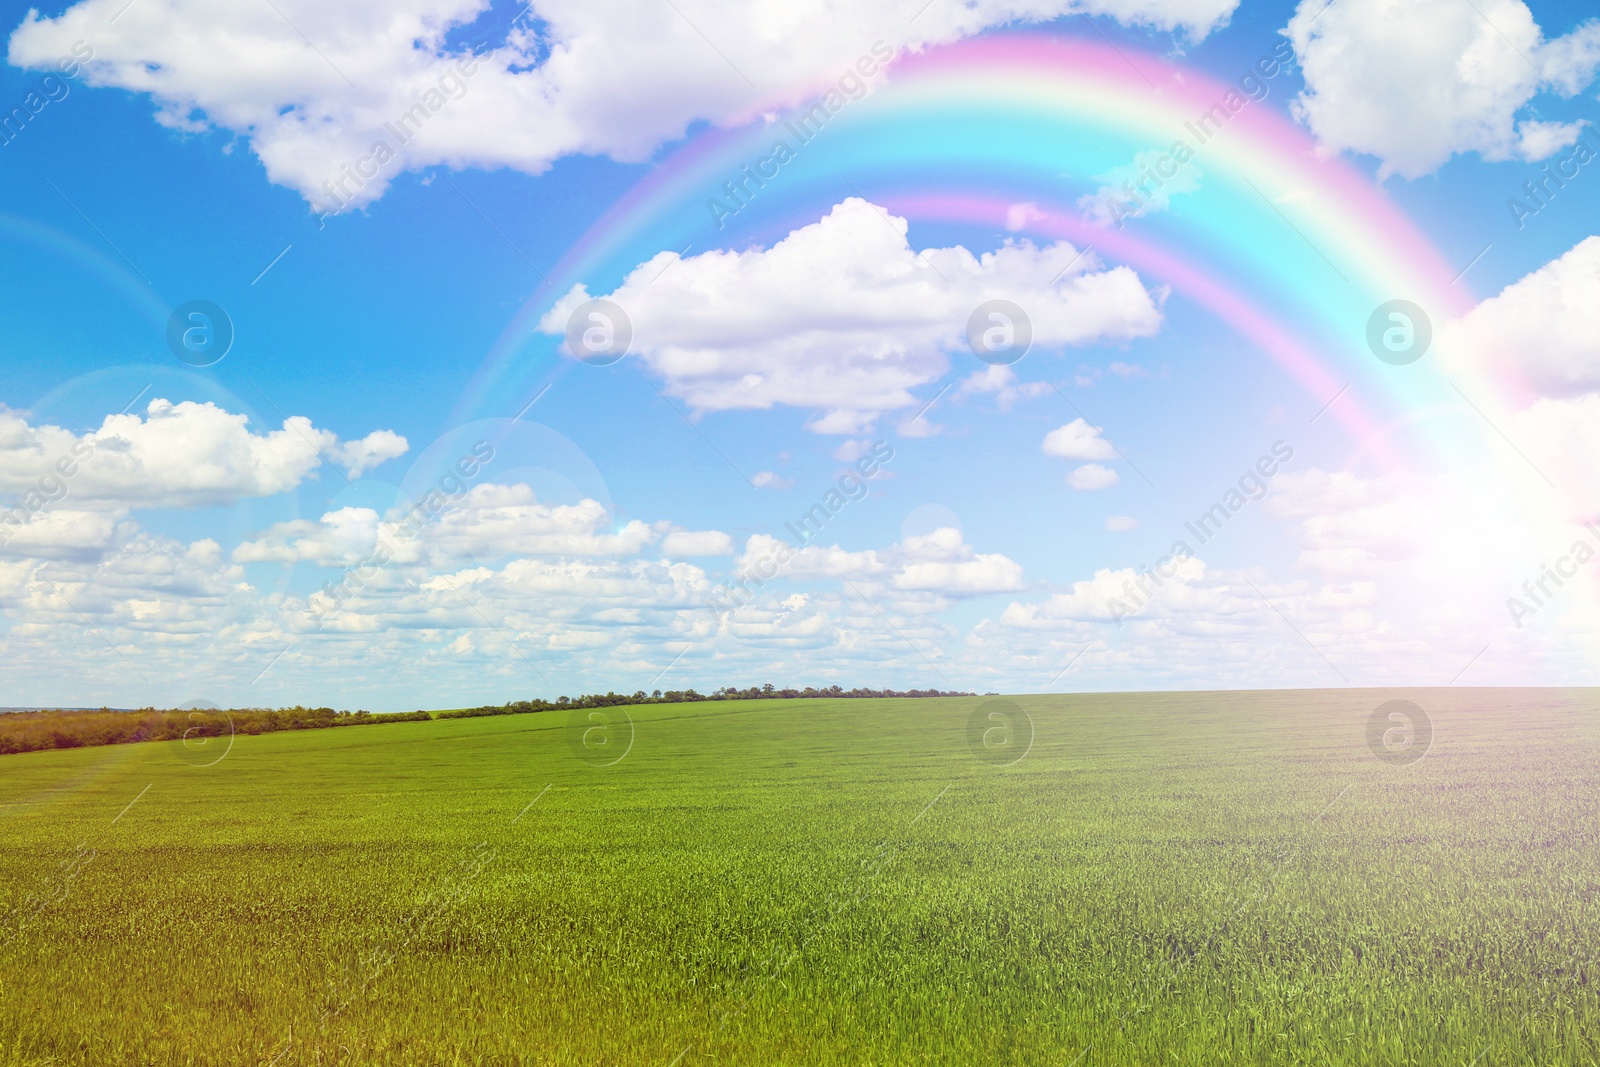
[0,0,1597,709]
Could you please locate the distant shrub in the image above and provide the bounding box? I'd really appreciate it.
[1,686,970,757]
[434,685,974,721]
[0,705,433,757]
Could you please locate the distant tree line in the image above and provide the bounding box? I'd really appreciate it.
[0,705,430,756]
[436,684,974,720]
[0,686,974,756]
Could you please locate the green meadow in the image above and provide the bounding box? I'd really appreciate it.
[2,689,1598,1066]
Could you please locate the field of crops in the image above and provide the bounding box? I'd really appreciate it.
[2,688,1598,1066]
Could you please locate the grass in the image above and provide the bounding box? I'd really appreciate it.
[1,688,1598,1065]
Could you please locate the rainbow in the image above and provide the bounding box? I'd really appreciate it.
[452,33,1483,467]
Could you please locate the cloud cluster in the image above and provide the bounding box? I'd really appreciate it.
[1042,418,1123,490]
[1434,237,1600,523]
[735,525,1026,597]
[956,365,1054,412]
[236,482,739,568]
[1439,236,1600,400]
[1042,418,1117,460]
[1264,469,1436,574]
[1000,554,1210,627]
[9,0,1242,210]
[0,480,1035,705]
[1285,0,1600,177]
[540,199,1163,432]
[981,235,1600,685]
[0,399,406,510]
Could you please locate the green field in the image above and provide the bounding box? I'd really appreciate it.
[2,689,1598,1065]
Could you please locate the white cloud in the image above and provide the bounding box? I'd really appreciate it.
[739,533,885,582]
[1508,395,1600,522]
[237,483,656,566]
[957,365,1052,411]
[1066,463,1119,490]
[1043,417,1118,460]
[893,527,1026,594]
[896,407,945,438]
[831,440,874,462]
[1001,555,1209,627]
[1427,238,1600,525]
[1438,236,1600,399]
[333,430,410,477]
[0,528,248,638]
[662,529,735,556]
[1105,515,1139,531]
[752,470,795,489]
[10,0,1242,211]
[537,199,1163,431]
[0,483,723,701]
[734,525,1025,596]
[0,399,405,510]
[1258,466,1531,631]
[992,555,1399,691]
[0,509,119,560]
[438,555,707,611]
[1285,0,1600,177]
[0,483,1581,706]
[1005,201,1048,230]
[233,506,384,567]
[1513,119,1584,160]
[1264,469,1433,572]
[427,485,655,560]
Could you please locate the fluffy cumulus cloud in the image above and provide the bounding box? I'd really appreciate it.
[236,482,738,567]
[0,484,1043,705]
[0,455,1580,705]
[1438,236,1600,400]
[420,485,658,561]
[8,0,1241,210]
[0,479,721,703]
[975,394,1597,690]
[0,508,120,561]
[1260,460,1546,620]
[1048,426,1123,493]
[1149,241,1600,678]
[1435,238,1600,523]
[1065,463,1119,490]
[0,527,250,647]
[751,471,795,490]
[732,525,1025,597]
[662,529,736,557]
[1263,469,1437,574]
[1043,418,1118,460]
[539,199,1163,432]
[0,399,406,511]
[0,402,1047,704]
[1285,0,1600,177]
[1001,554,1210,627]
[893,527,1027,595]
[974,566,1407,691]
[334,431,410,477]
[956,365,1053,411]
[985,549,1435,688]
